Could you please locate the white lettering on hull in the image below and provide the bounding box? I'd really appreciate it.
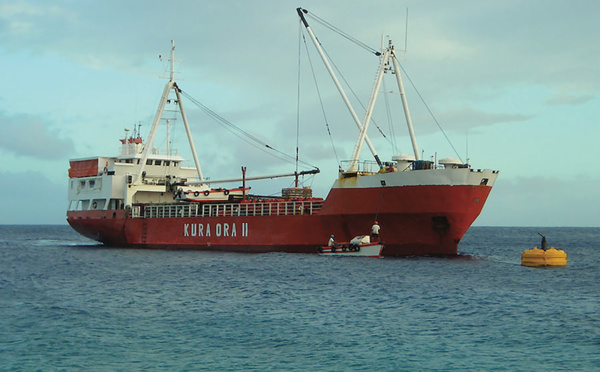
[183,223,248,238]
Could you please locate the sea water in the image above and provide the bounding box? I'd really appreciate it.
[1,225,598,371]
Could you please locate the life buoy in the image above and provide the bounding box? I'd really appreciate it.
[223,189,230,196]
[194,191,200,197]
[204,190,210,196]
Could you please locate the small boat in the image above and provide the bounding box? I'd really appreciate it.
[318,235,384,257]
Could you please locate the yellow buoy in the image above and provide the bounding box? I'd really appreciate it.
[521,246,567,267]
[543,247,568,266]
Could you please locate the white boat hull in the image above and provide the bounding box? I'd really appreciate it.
[318,243,383,258]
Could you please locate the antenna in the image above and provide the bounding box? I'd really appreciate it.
[166,118,171,156]
[158,40,181,82]
[466,129,470,165]
[404,8,409,52]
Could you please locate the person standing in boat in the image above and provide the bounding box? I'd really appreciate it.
[328,235,335,246]
[371,221,380,242]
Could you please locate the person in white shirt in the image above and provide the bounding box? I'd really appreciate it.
[371,221,380,241]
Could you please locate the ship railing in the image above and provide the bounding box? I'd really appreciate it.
[135,200,323,219]
[340,159,455,173]
[340,160,380,173]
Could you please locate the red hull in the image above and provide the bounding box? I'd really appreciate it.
[67,184,493,256]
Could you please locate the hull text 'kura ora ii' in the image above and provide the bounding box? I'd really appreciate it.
[67,9,498,256]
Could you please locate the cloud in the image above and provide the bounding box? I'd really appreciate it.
[2,1,598,107]
[0,112,74,160]
[545,92,595,106]
[435,107,534,133]
[393,0,600,105]
[0,2,76,47]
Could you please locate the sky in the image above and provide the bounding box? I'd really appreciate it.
[0,0,598,226]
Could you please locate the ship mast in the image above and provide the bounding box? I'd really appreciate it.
[350,40,421,167]
[348,45,389,171]
[135,40,204,184]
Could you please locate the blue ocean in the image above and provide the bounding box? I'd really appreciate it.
[1,225,598,371]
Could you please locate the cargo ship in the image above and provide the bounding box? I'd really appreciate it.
[67,9,498,256]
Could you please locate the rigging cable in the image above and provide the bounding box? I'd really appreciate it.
[395,63,464,162]
[300,27,341,168]
[296,20,302,178]
[178,87,319,171]
[302,9,395,150]
[381,78,398,154]
[374,186,385,223]
[318,38,395,149]
[304,11,380,56]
